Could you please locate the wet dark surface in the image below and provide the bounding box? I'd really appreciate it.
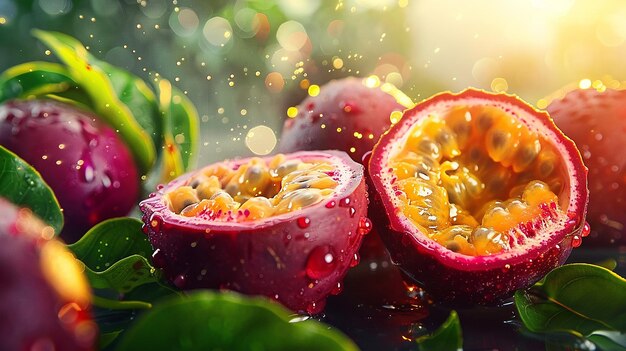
[320,233,626,351]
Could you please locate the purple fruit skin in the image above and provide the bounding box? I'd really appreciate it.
[277,77,406,163]
[0,199,94,351]
[140,151,368,314]
[548,88,626,245]
[0,99,139,243]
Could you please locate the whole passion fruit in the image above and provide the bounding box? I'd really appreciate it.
[547,87,625,245]
[368,89,588,305]
[277,76,412,163]
[0,198,96,351]
[0,99,140,242]
[139,150,370,314]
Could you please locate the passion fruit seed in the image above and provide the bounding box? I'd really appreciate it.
[389,106,566,256]
[165,154,338,221]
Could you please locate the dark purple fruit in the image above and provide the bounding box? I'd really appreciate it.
[0,198,96,351]
[0,99,140,242]
[547,88,626,245]
[278,77,410,163]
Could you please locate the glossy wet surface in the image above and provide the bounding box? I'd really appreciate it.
[320,233,626,351]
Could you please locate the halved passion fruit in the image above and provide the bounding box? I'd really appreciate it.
[139,150,370,313]
[368,89,588,305]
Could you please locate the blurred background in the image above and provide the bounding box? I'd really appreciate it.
[1,0,626,165]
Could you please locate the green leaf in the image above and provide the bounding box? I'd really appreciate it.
[32,30,156,174]
[415,310,462,351]
[515,264,626,335]
[0,61,82,102]
[116,291,359,351]
[67,218,168,297]
[96,59,162,155]
[154,78,199,182]
[0,146,63,233]
[515,263,626,350]
[68,217,152,270]
[68,217,178,348]
[83,255,159,293]
[587,331,626,350]
[66,217,176,300]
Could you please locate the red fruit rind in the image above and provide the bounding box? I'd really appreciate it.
[368,89,589,305]
[140,150,368,313]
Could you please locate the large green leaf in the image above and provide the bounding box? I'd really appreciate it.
[415,310,463,351]
[515,263,626,349]
[32,30,156,174]
[96,59,162,154]
[68,217,178,349]
[0,61,82,103]
[68,217,152,270]
[116,291,359,351]
[0,146,63,233]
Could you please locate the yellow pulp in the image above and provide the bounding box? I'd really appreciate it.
[390,105,565,256]
[165,154,338,221]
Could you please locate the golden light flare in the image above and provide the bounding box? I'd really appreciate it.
[245,126,277,155]
[308,84,320,96]
[265,72,285,93]
[579,78,592,89]
[491,77,509,93]
[287,107,298,118]
[40,240,91,309]
[299,79,310,89]
[364,75,381,88]
[390,110,403,124]
[333,57,344,69]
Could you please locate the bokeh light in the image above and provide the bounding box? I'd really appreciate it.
[245,125,277,155]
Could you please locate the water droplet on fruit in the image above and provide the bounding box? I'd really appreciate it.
[297,217,311,229]
[350,252,360,267]
[173,274,186,288]
[306,301,322,315]
[572,235,582,248]
[349,207,356,217]
[282,232,293,246]
[149,214,162,231]
[151,249,166,268]
[339,197,351,207]
[305,245,337,280]
[81,165,95,183]
[362,150,373,165]
[358,217,372,235]
[331,281,343,295]
[341,100,361,114]
[101,172,112,189]
[325,200,336,208]
[581,222,591,237]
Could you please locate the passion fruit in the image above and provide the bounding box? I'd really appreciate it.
[368,89,588,305]
[547,87,625,245]
[0,99,140,242]
[139,150,370,314]
[0,198,96,351]
[277,77,412,163]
